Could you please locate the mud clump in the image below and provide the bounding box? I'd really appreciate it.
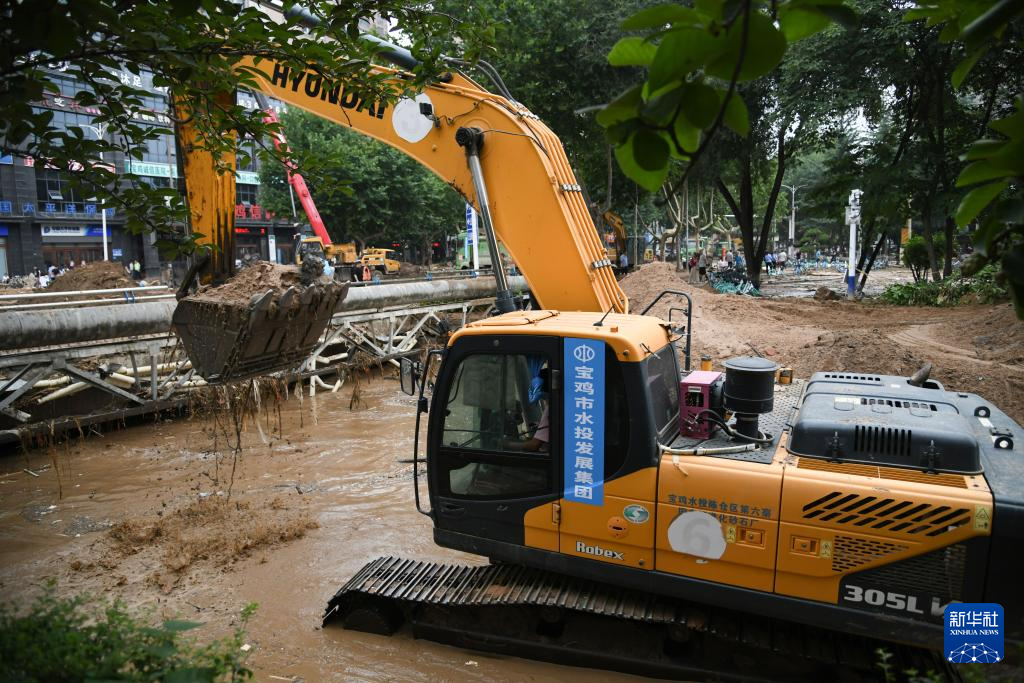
[188,261,304,306]
[47,261,135,292]
[813,286,841,301]
[107,494,318,585]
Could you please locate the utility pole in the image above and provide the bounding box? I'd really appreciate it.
[781,183,804,247]
[845,189,862,297]
[82,123,109,261]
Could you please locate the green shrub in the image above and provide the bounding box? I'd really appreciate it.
[882,264,1009,307]
[0,585,255,682]
[902,236,932,282]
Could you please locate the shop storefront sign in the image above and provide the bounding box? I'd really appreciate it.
[41,225,108,238]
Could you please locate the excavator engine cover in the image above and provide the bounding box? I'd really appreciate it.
[172,281,347,384]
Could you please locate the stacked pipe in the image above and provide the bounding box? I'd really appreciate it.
[0,276,528,352]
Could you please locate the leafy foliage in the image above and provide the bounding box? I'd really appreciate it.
[598,0,855,192]
[907,1,1024,317]
[0,0,484,257]
[0,585,256,682]
[882,263,1008,306]
[430,0,662,214]
[902,235,933,282]
[258,109,463,262]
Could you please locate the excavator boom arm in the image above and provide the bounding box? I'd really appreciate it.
[236,56,627,314]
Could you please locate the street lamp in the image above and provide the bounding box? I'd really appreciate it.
[781,183,805,247]
[79,123,109,261]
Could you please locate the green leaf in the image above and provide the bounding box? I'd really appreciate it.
[621,4,699,31]
[641,87,683,125]
[608,37,657,67]
[987,140,1024,174]
[694,0,725,20]
[814,3,858,28]
[952,45,987,89]
[162,619,203,633]
[604,119,639,145]
[615,133,669,192]
[679,81,720,129]
[989,107,1024,138]
[956,160,1010,187]
[596,85,643,127]
[706,12,787,82]
[955,180,1009,226]
[778,6,831,42]
[961,0,1021,45]
[721,92,750,135]
[647,28,719,92]
[964,139,1006,160]
[672,114,701,154]
[633,129,669,171]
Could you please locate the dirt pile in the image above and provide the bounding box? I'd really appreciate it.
[104,494,317,591]
[620,261,693,312]
[47,261,135,292]
[189,262,304,305]
[619,261,1024,423]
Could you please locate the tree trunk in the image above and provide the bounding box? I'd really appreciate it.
[423,237,433,266]
[856,216,877,282]
[920,206,941,282]
[716,126,788,290]
[603,145,614,212]
[858,230,887,294]
[943,216,954,277]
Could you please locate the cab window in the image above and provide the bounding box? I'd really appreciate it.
[439,353,552,499]
[645,344,680,440]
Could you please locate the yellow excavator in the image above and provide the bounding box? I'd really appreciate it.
[171,14,1021,679]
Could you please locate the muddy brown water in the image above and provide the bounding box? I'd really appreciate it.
[0,375,639,682]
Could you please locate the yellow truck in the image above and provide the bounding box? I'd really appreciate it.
[359,247,401,275]
[295,236,359,280]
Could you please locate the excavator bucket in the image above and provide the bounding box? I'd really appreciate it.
[172,275,348,384]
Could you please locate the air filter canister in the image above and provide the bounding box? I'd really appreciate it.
[723,356,778,414]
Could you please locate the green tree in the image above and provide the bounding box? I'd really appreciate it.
[430,0,663,216]
[0,0,484,256]
[596,1,857,286]
[258,109,463,264]
[902,235,932,282]
[908,1,1024,318]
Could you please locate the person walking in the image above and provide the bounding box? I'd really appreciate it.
[131,259,142,281]
[697,249,708,283]
[618,251,628,271]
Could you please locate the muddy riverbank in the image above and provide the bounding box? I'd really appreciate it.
[3,264,1022,680]
[0,374,637,682]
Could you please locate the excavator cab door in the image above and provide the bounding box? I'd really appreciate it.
[428,335,562,552]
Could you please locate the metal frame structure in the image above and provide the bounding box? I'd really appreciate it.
[0,296,500,444]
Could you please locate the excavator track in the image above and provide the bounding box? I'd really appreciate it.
[325,556,960,682]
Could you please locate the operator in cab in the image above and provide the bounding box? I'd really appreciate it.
[504,367,550,453]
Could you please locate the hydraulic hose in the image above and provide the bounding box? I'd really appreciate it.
[694,409,775,444]
[659,442,757,456]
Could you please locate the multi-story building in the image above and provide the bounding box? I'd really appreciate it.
[0,66,298,280]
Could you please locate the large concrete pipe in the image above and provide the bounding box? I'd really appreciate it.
[0,300,178,351]
[0,276,527,352]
